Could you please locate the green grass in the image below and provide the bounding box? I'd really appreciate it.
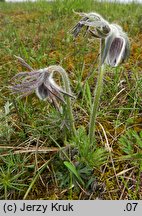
[0,0,142,199]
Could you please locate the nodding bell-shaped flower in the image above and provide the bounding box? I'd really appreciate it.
[71,12,130,67]
[104,24,130,67]
[10,56,74,112]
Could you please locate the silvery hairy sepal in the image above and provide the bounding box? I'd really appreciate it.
[103,24,130,67]
[71,12,111,39]
[10,56,74,111]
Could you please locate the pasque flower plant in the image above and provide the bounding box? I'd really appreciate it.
[71,12,130,145]
[11,12,129,147]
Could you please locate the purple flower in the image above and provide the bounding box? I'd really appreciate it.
[105,24,130,67]
[10,56,74,111]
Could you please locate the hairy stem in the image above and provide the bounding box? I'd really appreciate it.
[89,64,104,145]
[48,66,76,137]
[89,39,105,145]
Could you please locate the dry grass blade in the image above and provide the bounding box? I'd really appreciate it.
[108,166,135,180]
[98,122,112,152]
[0,146,59,156]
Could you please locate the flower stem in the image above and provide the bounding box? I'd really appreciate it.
[49,66,76,137]
[65,92,76,136]
[61,69,76,137]
[89,39,106,145]
[89,63,104,145]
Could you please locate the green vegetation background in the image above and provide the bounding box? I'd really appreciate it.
[0,0,142,199]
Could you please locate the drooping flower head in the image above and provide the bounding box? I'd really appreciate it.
[10,56,74,112]
[71,12,130,67]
